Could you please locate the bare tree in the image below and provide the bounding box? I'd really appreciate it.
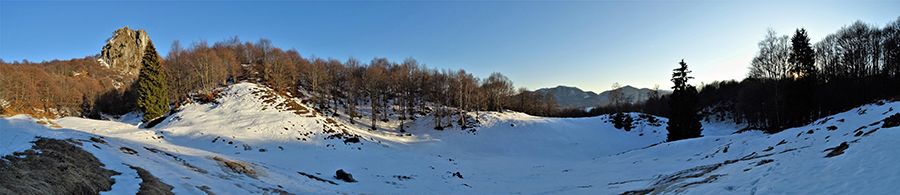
[189,39,225,93]
[343,57,364,124]
[749,28,792,79]
[482,72,514,112]
[364,58,389,130]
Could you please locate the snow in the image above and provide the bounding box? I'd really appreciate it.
[2,82,899,194]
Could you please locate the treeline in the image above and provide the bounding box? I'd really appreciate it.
[529,84,671,118]
[159,37,573,129]
[0,35,565,123]
[539,16,900,134]
[0,56,139,118]
[697,17,900,132]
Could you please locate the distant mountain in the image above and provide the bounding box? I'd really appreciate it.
[536,85,672,107]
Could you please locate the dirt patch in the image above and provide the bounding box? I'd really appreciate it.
[883,113,900,128]
[35,120,63,128]
[756,159,774,166]
[90,136,108,145]
[120,147,139,155]
[127,165,175,195]
[0,138,120,194]
[862,128,880,137]
[281,99,310,115]
[212,156,257,178]
[298,172,338,185]
[144,115,168,128]
[343,137,360,144]
[393,175,415,181]
[619,188,653,195]
[195,185,215,195]
[824,142,849,158]
[257,186,296,195]
[335,169,357,182]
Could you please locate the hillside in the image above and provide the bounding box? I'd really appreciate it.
[2,82,900,194]
[537,85,670,108]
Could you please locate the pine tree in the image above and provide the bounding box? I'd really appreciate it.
[666,59,702,142]
[786,28,818,127]
[138,40,169,122]
[789,28,816,80]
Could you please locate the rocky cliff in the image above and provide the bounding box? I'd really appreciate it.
[98,26,151,75]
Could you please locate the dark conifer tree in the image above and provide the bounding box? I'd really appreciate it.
[138,40,169,122]
[789,28,816,79]
[666,59,702,142]
[786,28,818,127]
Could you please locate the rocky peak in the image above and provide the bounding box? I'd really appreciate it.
[98,26,151,75]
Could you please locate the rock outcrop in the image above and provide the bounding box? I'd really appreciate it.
[98,26,151,75]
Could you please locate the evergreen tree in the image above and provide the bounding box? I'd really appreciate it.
[789,28,817,80]
[786,28,818,127]
[138,40,169,122]
[666,59,702,142]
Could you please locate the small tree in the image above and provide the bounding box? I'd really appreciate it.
[138,40,169,122]
[666,59,702,142]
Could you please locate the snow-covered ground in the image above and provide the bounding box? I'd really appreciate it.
[2,82,899,194]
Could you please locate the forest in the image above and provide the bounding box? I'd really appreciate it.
[1,17,898,133]
[0,36,559,129]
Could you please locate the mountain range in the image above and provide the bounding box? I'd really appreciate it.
[536,85,672,108]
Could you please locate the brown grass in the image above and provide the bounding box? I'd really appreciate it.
[90,137,108,145]
[0,138,120,194]
[280,100,309,115]
[120,147,138,155]
[35,120,63,128]
[212,156,256,177]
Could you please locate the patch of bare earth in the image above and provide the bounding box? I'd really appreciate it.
[127,165,175,195]
[212,156,259,179]
[0,138,120,194]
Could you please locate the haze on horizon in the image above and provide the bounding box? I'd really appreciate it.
[2,1,898,92]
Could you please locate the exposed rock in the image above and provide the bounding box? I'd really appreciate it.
[335,169,357,182]
[98,26,151,75]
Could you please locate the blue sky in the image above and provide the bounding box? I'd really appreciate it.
[2,1,898,93]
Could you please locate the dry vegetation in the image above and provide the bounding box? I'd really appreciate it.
[212,156,257,178]
[0,138,121,194]
[128,165,175,195]
[0,56,137,118]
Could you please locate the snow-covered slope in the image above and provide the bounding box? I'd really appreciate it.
[3,82,899,194]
